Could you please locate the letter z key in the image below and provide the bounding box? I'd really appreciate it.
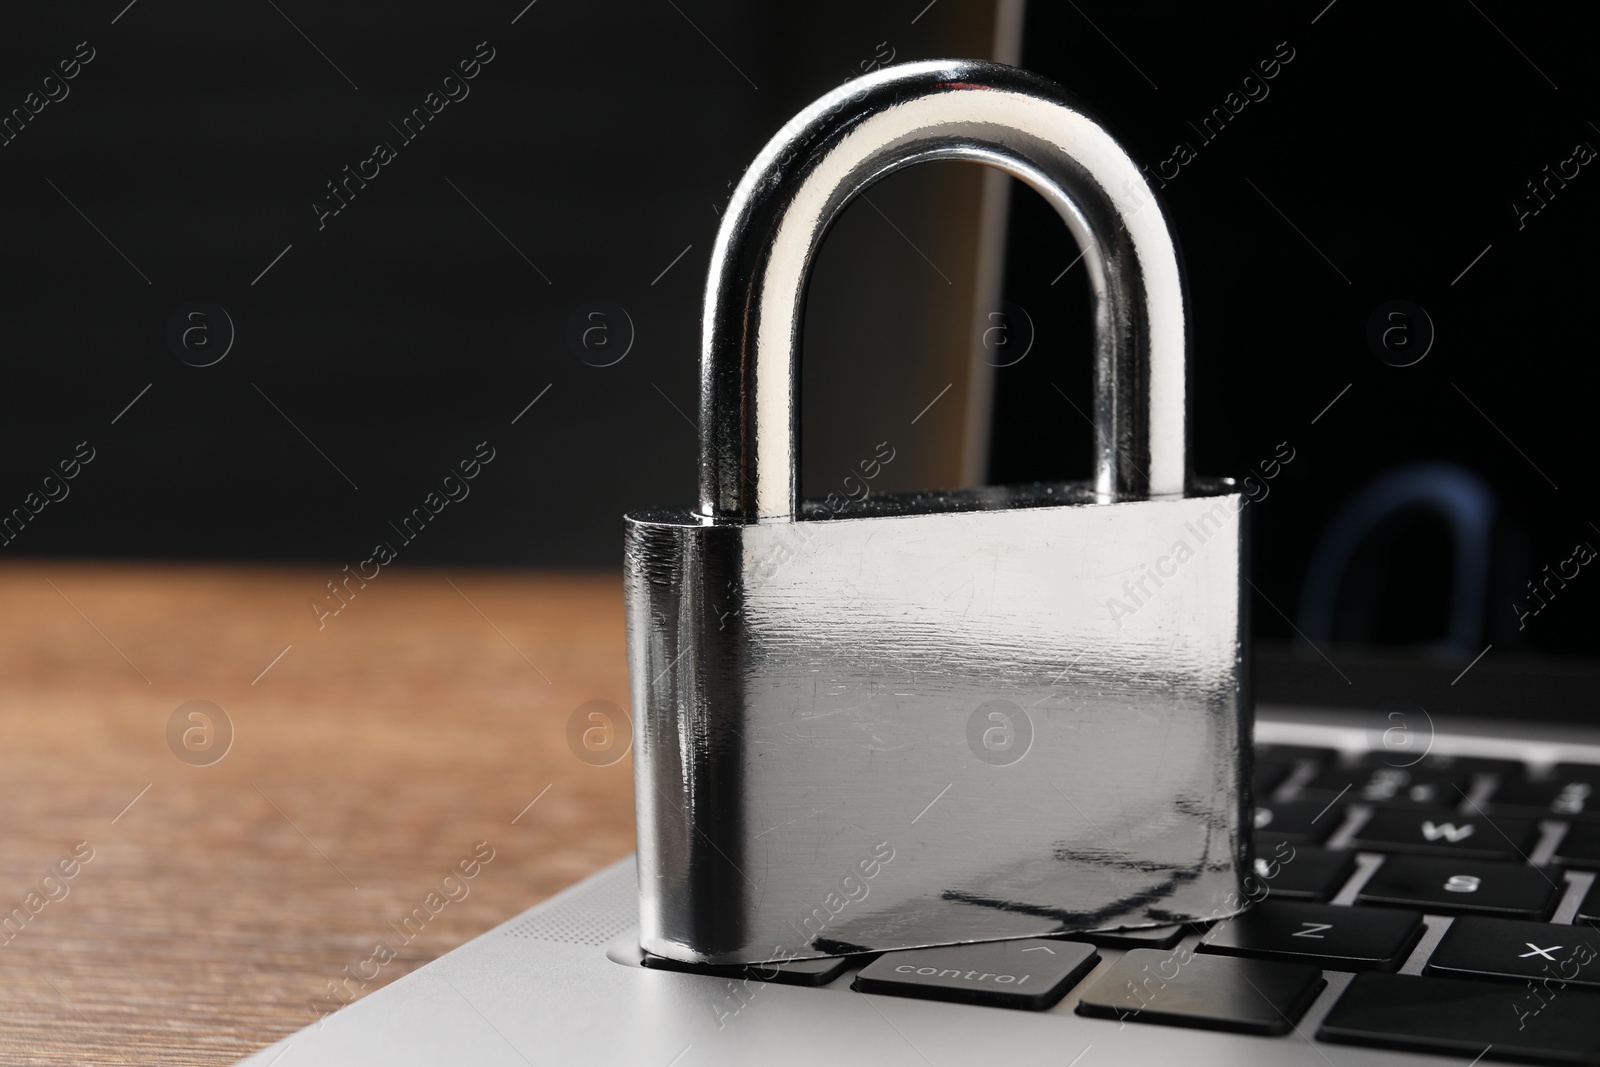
[1200,901,1424,971]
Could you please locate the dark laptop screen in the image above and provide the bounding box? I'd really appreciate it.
[996,2,1599,721]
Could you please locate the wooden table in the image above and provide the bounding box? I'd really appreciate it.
[0,562,636,1066]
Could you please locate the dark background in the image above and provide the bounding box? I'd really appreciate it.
[0,0,993,569]
[990,0,1600,701]
[1,2,1595,691]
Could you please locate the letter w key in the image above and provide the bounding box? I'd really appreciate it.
[1421,821,1475,843]
[1350,808,1541,862]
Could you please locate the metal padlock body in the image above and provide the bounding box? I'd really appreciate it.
[628,484,1247,964]
[628,60,1251,965]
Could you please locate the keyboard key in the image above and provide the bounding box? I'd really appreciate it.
[1580,880,1600,926]
[1256,743,1337,767]
[1300,765,1469,808]
[1356,751,1526,778]
[1201,901,1423,971]
[1427,917,1600,988]
[1252,840,1357,901]
[1319,972,1600,1063]
[1349,808,1541,861]
[852,938,1097,1010]
[1074,948,1324,1035]
[1252,800,1341,844]
[641,950,854,986]
[1079,924,1185,949]
[1551,763,1600,785]
[1488,777,1598,820]
[1552,824,1600,870]
[1253,760,1293,795]
[1358,857,1561,920]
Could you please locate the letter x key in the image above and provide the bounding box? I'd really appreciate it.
[1426,918,1599,988]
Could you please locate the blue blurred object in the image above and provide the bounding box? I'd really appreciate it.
[1298,462,1495,652]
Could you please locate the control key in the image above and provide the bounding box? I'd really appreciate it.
[853,938,1097,1010]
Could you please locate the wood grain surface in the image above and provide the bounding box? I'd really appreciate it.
[0,561,636,1065]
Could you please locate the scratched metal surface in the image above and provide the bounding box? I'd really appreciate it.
[626,483,1250,964]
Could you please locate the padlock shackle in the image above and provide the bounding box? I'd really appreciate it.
[698,60,1189,522]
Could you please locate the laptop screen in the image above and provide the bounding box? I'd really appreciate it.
[995,2,1599,722]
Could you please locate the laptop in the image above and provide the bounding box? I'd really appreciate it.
[237,704,1600,1066]
[240,5,1600,1061]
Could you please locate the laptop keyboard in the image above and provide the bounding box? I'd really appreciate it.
[1319,972,1600,1062]
[1355,855,1561,918]
[1074,949,1326,1035]
[1199,900,1425,971]
[1249,841,1355,900]
[1348,808,1543,860]
[852,938,1100,1010]
[638,742,1600,1065]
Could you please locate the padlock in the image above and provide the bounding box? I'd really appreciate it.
[626,59,1251,965]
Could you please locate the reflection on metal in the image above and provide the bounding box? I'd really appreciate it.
[697,59,1189,519]
[1299,462,1495,651]
[626,60,1249,965]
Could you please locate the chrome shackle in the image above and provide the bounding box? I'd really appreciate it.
[697,58,1190,522]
